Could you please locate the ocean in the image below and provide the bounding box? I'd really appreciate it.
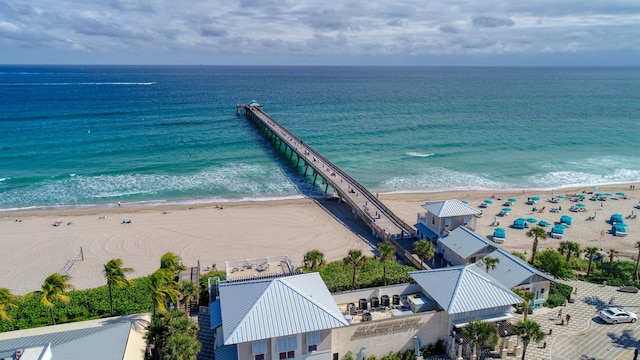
[1,65,640,211]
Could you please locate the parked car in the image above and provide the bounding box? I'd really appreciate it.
[599,307,637,324]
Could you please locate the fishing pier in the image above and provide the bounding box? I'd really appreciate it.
[238,102,419,265]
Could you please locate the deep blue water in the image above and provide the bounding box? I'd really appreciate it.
[1,65,640,210]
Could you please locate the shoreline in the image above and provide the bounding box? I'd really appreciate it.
[3,181,639,214]
[2,183,639,295]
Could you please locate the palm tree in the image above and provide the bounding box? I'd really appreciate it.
[303,250,326,272]
[526,227,547,265]
[558,241,571,260]
[378,242,396,286]
[145,314,168,360]
[39,273,74,325]
[162,334,201,360]
[461,319,499,358]
[516,319,545,360]
[483,256,500,273]
[584,247,599,276]
[413,240,435,270]
[149,270,181,315]
[179,281,197,315]
[0,288,18,321]
[343,249,367,291]
[634,241,640,281]
[160,252,186,276]
[103,258,134,316]
[512,288,535,320]
[608,248,618,276]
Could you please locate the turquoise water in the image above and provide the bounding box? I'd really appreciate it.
[1,66,640,210]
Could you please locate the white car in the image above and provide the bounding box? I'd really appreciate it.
[599,307,637,324]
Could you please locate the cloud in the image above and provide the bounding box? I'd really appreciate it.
[439,23,463,34]
[200,26,228,38]
[0,0,638,65]
[472,16,515,28]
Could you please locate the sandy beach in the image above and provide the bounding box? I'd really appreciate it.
[2,184,639,295]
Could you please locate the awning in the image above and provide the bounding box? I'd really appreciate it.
[452,313,513,328]
[210,299,222,329]
[415,223,438,239]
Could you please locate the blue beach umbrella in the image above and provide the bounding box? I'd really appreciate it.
[508,198,517,203]
[557,195,566,199]
[604,193,613,197]
[461,200,468,204]
[526,217,538,223]
[484,199,494,204]
[538,220,551,227]
[502,207,512,212]
[575,194,585,199]
[531,196,540,201]
[616,192,625,196]
[575,203,586,208]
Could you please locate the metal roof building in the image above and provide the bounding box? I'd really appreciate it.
[0,314,149,360]
[421,200,481,218]
[409,266,523,316]
[215,272,348,345]
[472,248,555,289]
[438,226,495,265]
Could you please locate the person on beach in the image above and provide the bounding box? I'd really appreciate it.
[565,313,571,325]
[557,308,563,319]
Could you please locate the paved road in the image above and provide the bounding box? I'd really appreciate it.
[506,279,640,360]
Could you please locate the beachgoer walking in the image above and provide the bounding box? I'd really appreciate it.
[557,308,563,319]
[633,348,638,360]
[565,313,571,325]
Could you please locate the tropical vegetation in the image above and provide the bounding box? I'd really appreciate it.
[515,319,545,360]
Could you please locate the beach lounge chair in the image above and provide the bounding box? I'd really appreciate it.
[609,214,624,224]
[492,228,506,244]
[560,215,572,227]
[611,224,628,237]
[550,225,565,239]
[512,218,527,230]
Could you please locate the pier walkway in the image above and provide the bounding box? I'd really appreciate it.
[238,102,418,264]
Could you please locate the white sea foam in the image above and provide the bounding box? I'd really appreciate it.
[0,178,7,182]
[406,152,435,158]
[381,167,508,192]
[0,163,300,209]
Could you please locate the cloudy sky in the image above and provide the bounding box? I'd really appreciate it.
[1,0,639,65]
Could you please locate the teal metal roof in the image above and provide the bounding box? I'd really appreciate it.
[210,299,222,329]
[219,272,348,345]
[410,265,523,314]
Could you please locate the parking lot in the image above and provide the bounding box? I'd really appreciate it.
[507,279,640,360]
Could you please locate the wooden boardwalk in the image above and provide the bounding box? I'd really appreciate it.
[238,103,418,264]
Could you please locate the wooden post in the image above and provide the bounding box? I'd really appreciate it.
[80,246,84,261]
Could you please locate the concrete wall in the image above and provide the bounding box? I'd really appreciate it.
[330,311,450,359]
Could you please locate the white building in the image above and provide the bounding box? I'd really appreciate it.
[415,200,482,241]
[209,256,525,360]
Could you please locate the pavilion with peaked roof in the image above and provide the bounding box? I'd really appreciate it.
[415,199,482,240]
[409,266,523,327]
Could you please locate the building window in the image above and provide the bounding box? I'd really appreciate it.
[277,335,297,359]
[432,216,435,225]
[279,351,295,359]
[252,339,267,360]
[306,331,320,353]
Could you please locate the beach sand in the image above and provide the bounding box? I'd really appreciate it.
[2,184,639,294]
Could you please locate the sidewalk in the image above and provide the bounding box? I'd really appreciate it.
[504,279,638,360]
